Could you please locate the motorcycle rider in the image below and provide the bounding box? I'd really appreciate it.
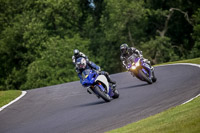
[72,49,91,74]
[75,57,116,92]
[120,43,154,71]
[72,49,89,65]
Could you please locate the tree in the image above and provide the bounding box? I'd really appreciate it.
[141,36,179,64]
[190,8,200,58]
[95,0,148,72]
[0,0,200,90]
[23,35,90,89]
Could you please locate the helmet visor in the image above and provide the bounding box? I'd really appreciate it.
[77,58,86,69]
[121,47,127,54]
[78,64,86,69]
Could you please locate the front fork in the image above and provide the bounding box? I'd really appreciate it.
[88,83,112,98]
[142,64,153,79]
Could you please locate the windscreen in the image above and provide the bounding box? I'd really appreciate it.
[82,69,91,79]
[127,54,137,64]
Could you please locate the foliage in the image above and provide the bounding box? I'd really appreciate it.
[0,0,200,90]
[190,8,200,58]
[140,36,179,64]
[23,35,90,89]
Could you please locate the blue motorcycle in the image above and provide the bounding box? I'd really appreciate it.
[82,69,119,102]
[126,54,157,84]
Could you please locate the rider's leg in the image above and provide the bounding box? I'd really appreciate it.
[142,58,154,71]
[100,71,116,84]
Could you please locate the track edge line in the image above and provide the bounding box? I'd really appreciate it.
[0,91,27,112]
[156,63,200,105]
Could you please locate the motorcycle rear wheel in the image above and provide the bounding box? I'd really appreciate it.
[152,71,157,82]
[112,89,119,99]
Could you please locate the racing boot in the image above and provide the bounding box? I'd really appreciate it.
[150,65,154,71]
[107,76,117,90]
[106,74,116,84]
[101,71,117,88]
[108,79,116,86]
[108,78,116,84]
[111,82,117,90]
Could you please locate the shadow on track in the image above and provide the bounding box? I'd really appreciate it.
[122,83,149,89]
[77,100,106,107]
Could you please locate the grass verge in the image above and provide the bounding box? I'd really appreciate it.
[154,57,200,66]
[107,57,200,133]
[0,90,21,108]
[107,97,200,133]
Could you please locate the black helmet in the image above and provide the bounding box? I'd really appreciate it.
[120,43,129,54]
[74,49,80,57]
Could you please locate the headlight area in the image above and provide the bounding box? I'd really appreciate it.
[131,66,136,70]
[130,61,140,70]
[136,61,140,67]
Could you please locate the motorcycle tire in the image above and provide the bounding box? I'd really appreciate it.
[138,69,153,84]
[94,86,111,102]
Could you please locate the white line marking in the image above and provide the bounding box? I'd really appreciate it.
[156,63,200,105]
[182,93,200,105]
[0,91,27,112]
[156,63,200,68]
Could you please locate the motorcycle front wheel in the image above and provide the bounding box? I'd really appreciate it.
[138,69,153,84]
[94,86,111,102]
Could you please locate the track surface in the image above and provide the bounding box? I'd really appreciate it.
[0,64,200,133]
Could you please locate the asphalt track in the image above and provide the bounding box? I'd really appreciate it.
[0,64,200,133]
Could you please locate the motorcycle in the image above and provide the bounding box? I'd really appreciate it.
[126,54,157,84]
[82,69,119,102]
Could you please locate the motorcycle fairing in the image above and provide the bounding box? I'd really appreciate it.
[95,75,109,93]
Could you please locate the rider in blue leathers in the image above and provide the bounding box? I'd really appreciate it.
[75,57,116,87]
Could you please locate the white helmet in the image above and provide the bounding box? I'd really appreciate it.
[76,57,86,69]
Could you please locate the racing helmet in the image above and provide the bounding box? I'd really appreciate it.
[74,49,80,57]
[120,43,129,54]
[76,57,86,69]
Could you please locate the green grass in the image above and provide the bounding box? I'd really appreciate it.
[0,90,21,108]
[154,57,200,66]
[107,97,200,133]
[107,57,200,133]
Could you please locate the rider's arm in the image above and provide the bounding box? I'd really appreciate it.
[130,47,143,58]
[120,56,127,68]
[88,61,101,71]
[79,52,86,57]
[72,56,76,64]
[80,52,89,62]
